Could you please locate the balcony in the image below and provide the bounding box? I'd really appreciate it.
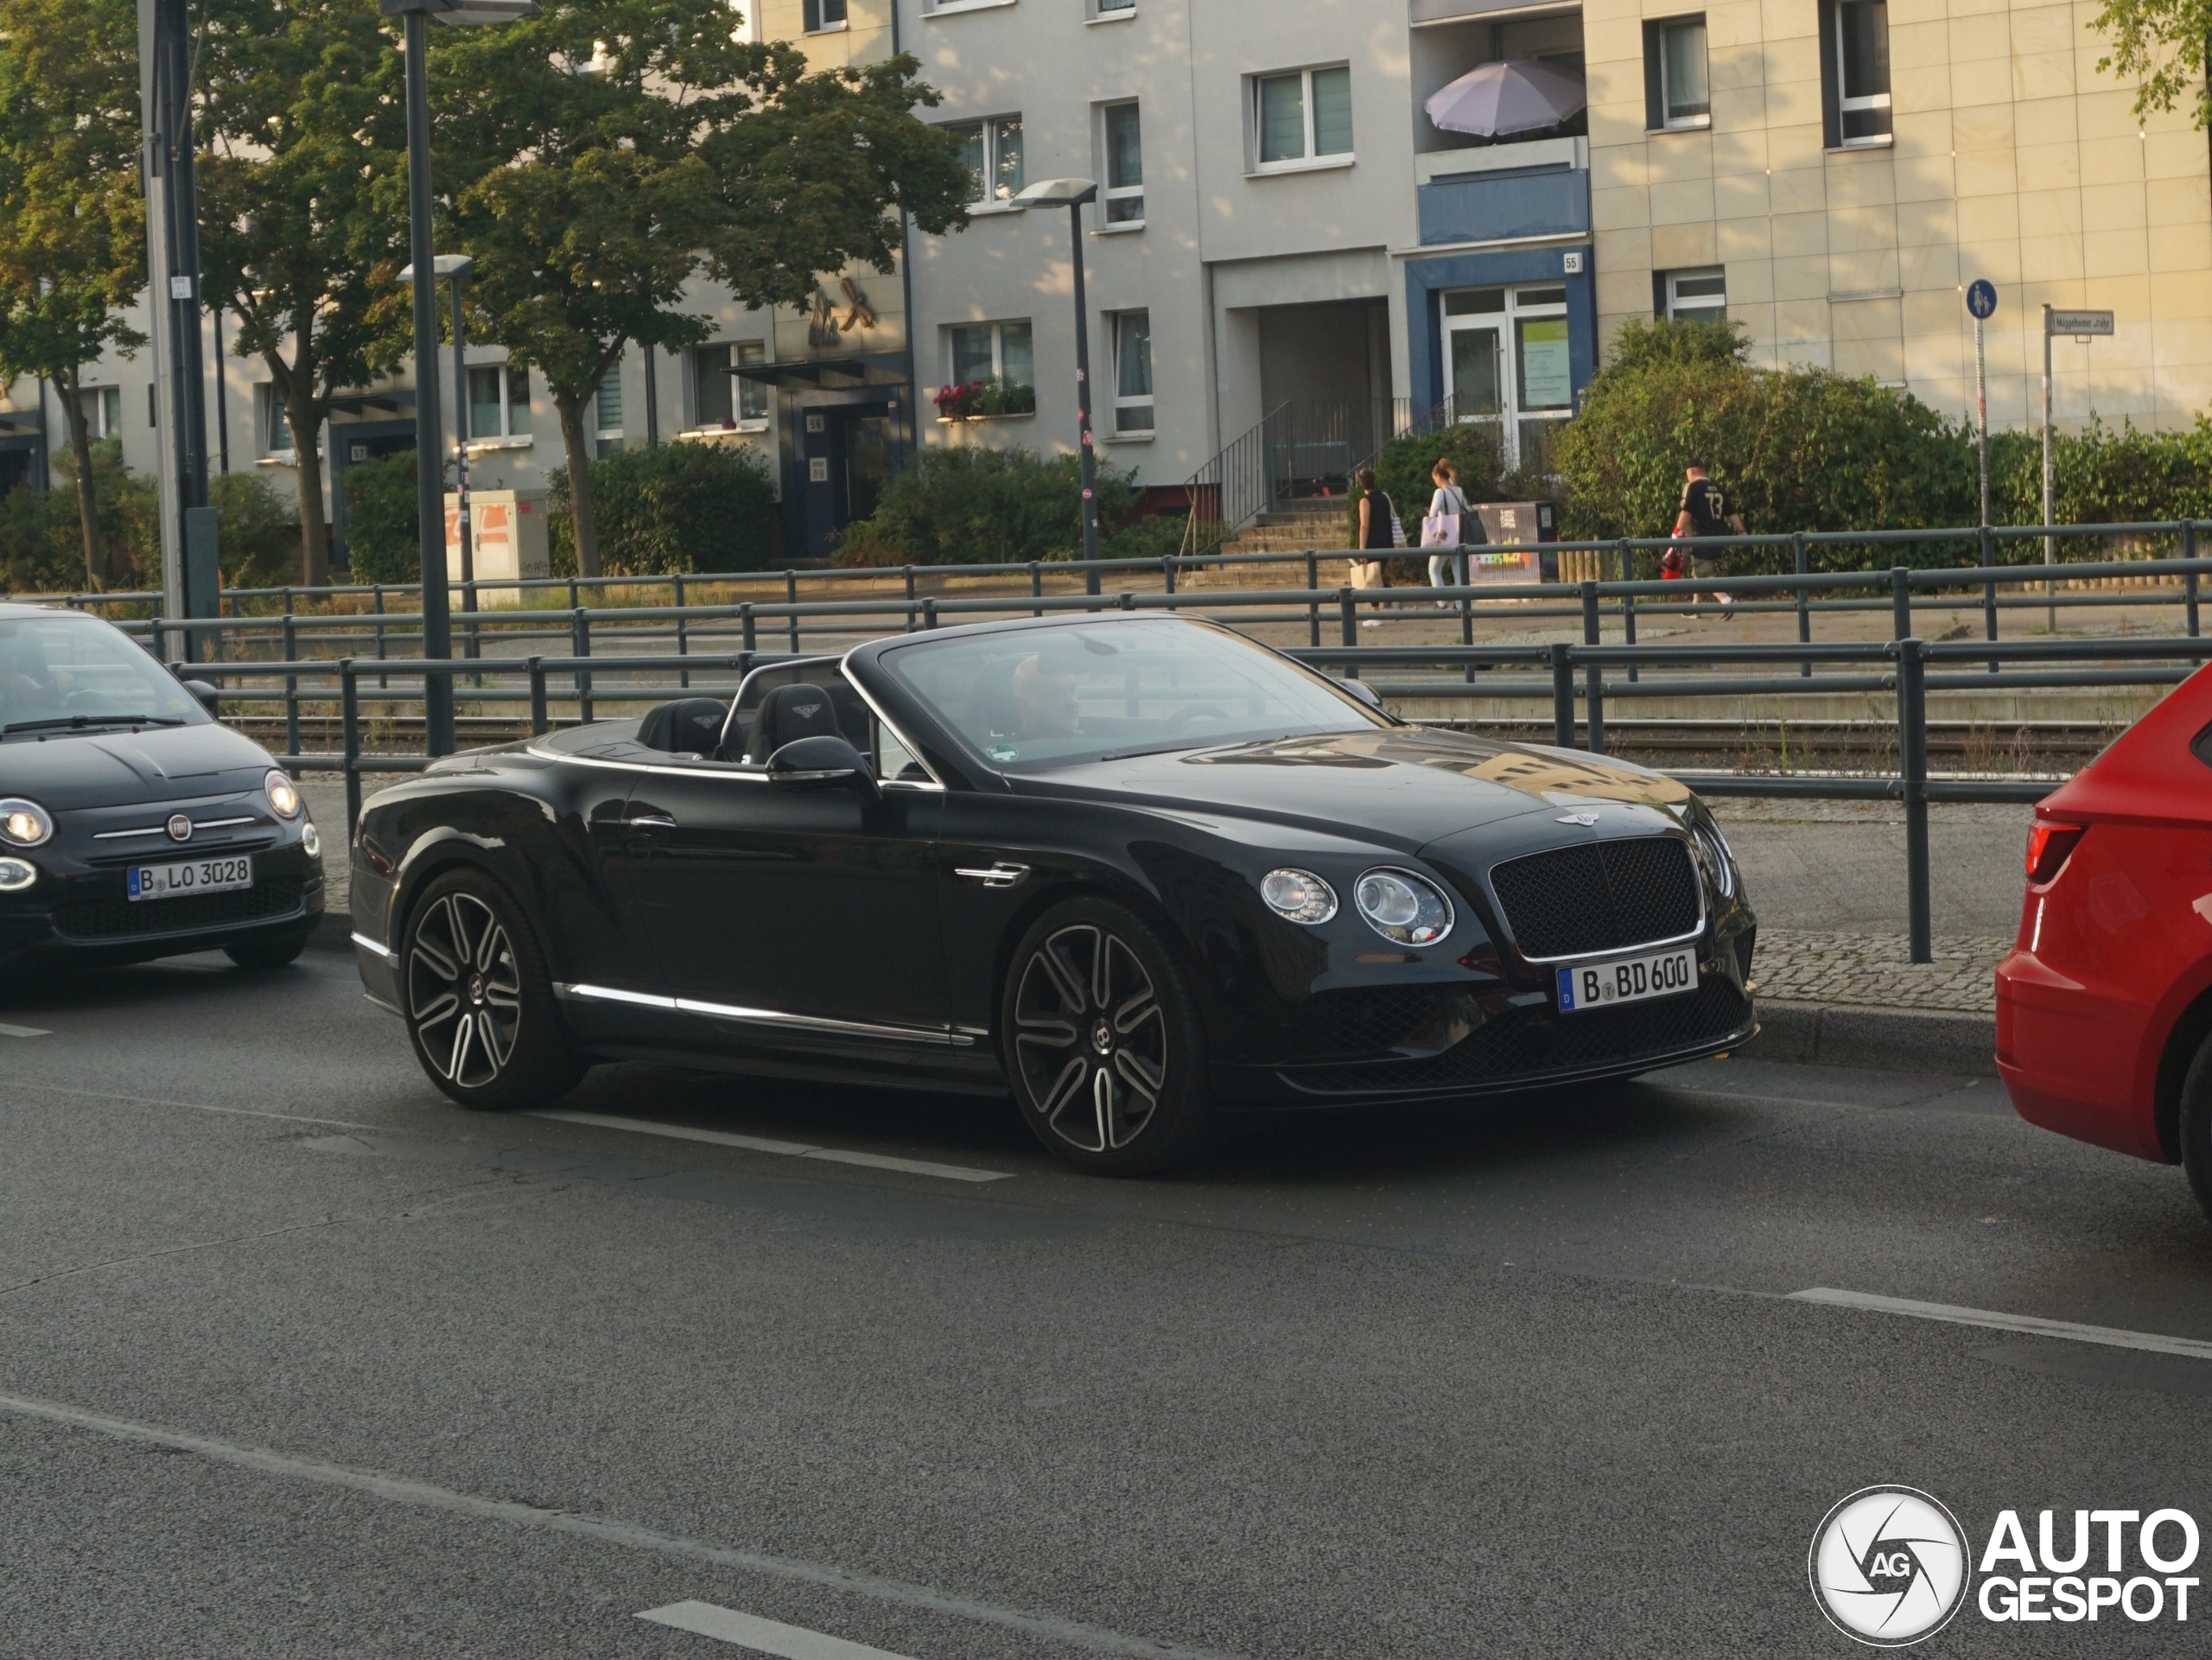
[1416,142,1590,246]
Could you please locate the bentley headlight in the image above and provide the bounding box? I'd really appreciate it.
[265,769,302,818]
[1692,822,1736,897]
[1262,868,1338,925]
[0,798,53,848]
[0,857,35,892]
[1354,868,1454,945]
[302,821,322,860]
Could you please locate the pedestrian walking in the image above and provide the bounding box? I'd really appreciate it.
[1351,467,1402,622]
[1421,459,1470,606]
[1669,461,1746,617]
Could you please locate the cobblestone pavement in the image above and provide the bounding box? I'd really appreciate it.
[1752,928,2006,1013]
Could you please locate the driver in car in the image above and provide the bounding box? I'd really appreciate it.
[1010,651,1083,739]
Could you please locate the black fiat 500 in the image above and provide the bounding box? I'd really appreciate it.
[0,602,324,976]
[352,613,1754,1174]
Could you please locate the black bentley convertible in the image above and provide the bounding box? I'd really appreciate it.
[0,602,325,979]
[351,614,1755,1173]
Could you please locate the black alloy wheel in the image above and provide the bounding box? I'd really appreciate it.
[2179,1032,2212,1224]
[401,868,581,1110]
[1003,898,1210,1174]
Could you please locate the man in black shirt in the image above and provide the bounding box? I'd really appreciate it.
[1670,461,1745,616]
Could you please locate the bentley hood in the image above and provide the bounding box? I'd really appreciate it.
[1019,727,1694,849]
[0,721,275,811]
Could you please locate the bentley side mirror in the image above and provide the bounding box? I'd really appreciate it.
[182,679,222,716]
[766,735,880,805]
[1337,678,1382,709]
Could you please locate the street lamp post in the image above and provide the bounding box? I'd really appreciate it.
[379,0,534,755]
[399,253,476,658]
[1014,178,1102,596]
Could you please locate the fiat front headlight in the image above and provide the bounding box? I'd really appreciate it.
[0,798,53,848]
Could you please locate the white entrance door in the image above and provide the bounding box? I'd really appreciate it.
[1443,284,1571,470]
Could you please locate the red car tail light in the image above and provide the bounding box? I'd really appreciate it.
[2025,822,2086,885]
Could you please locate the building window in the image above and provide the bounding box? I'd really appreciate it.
[1662,268,1728,322]
[942,321,1035,416]
[75,386,123,440]
[1111,310,1153,434]
[1090,0,1134,13]
[737,342,769,423]
[262,386,292,455]
[690,343,771,429]
[1821,0,1891,146]
[803,0,845,31]
[466,363,532,442]
[1102,102,1143,225]
[1643,16,1710,130]
[949,116,1024,206]
[1252,65,1352,169]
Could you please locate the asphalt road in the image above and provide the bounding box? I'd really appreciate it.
[4,951,2209,1657]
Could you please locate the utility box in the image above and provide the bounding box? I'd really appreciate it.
[442,489,550,606]
[1466,500,1560,582]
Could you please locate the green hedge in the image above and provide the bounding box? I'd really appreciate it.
[0,439,160,594]
[833,445,1154,567]
[548,441,779,577]
[1553,317,2212,573]
[340,448,428,587]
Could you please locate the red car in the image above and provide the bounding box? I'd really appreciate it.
[1998,662,2212,1219]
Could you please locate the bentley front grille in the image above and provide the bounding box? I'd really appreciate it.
[1487,837,1701,961]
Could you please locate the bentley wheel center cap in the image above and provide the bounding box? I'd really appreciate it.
[1090,1017,1114,1055]
[467,972,487,1007]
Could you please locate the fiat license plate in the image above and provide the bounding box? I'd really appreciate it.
[1556,946,1697,1014]
[126,855,253,901]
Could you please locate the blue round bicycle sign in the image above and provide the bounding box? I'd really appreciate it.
[1966,279,1998,319]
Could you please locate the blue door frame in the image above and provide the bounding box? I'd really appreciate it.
[1402,246,1597,420]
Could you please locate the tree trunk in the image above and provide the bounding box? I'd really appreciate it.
[556,391,601,580]
[289,389,330,588]
[51,367,104,588]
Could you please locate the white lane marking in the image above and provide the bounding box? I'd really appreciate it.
[639,1602,912,1659]
[0,1022,51,1038]
[525,1109,1014,1184]
[1789,1288,2212,1360]
[0,1390,1230,1660]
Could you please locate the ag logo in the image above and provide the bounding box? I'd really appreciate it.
[1809,1487,1970,1647]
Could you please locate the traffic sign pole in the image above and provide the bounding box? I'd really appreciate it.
[1966,279,1998,531]
[2042,302,2055,629]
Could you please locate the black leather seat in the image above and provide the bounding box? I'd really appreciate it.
[637,697,730,756]
[745,681,863,763]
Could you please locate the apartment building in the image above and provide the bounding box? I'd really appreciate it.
[901,0,2212,502]
[3,0,2205,577]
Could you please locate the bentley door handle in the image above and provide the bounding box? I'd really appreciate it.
[628,813,678,830]
[955,862,1030,889]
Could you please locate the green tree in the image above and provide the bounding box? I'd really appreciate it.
[433,0,974,577]
[0,0,146,587]
[2090,0,2212,128]
[195,0,412,587]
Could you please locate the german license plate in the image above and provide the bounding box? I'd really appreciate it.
[127,855,253,901]
[1556,946,1697,1014]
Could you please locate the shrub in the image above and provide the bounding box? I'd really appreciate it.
[0,440,163,592]
[1552,328,1972,569]
[213,471,304,592]
[548,440,779,577]
[340,447,428,587]
[832,445,1144,566]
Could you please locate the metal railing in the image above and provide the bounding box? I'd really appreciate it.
[159,559,2212,967]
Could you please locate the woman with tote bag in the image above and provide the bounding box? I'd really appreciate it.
[1351,467,1403,619]
[1421,459,1469,607]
